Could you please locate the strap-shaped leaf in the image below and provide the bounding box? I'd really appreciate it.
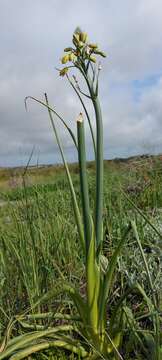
[45,94,85,252]
[98,223,131,324]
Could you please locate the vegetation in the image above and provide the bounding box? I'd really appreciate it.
[0,29,162,359]
[0,156,162,359]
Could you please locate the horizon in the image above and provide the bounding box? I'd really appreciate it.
[1,151,162,170]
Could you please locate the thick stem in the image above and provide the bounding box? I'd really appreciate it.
[66,74,96,160]
[93,96,103,250]
[77,115,91,256]
[83,73,103,251]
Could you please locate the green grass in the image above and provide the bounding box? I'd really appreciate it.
[0,155,162,359]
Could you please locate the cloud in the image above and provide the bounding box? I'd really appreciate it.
[104,76,162,156]
[0,0,162,166]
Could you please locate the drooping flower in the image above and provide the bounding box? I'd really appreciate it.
[89,43,98,49]
[59,67,69,76]
[61,54,70,64]
[64,47,74,52]
[89,55,96,63]
[93,49,106,58]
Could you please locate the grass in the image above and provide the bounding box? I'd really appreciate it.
[0,155,162,358]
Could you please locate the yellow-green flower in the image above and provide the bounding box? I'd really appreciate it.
[69,53,76,61]
[93,49,107,58]
[73,33,80,47]
[79,32,88,43]
[59,67,69,76]
[73,31,88,49]
[89,43,98,49]
[64,47,73,52]
[61,54,70,64]
[89,55,96,63]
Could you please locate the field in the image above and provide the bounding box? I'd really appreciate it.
[0,155,162,359]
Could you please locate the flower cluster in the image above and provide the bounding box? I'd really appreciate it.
[59,30,106,76]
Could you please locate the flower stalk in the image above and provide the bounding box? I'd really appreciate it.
[77,113,92,256]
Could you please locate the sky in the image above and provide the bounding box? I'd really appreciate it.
[0,0,162,167]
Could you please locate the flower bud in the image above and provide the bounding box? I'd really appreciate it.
[94,49,106,57]
[69,53,76,61]
[79,32,88,43]
[61,54,70,64]
[59,67,68,76]
[89,43,98,49]
[64,47,73,52]
[73,33,80,47]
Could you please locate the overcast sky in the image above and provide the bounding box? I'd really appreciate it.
[1,0,162,167]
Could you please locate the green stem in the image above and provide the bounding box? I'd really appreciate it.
[66,74,96,160]
[92,96,103,250]
[77,115,91,256]
[83,71,103,251]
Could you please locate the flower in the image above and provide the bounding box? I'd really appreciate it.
[69,53,76,61]
[89,55,96,63]
[93,49,106,57]
[89,43,98,49]
[59,67,69,76]
[64,47,73,52]
[79,32,88,43]
[61,54,70,64]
